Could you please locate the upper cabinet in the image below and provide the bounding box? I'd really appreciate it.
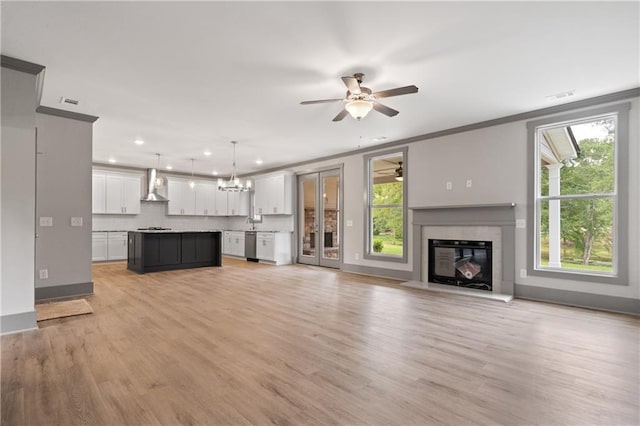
[254,172,293,215]
[167,177,249,217]
[93,171,142,215]
[167,179,196,216]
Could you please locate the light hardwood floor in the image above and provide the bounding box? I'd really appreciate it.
[2,258,638,425]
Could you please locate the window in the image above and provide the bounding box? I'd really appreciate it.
[364,147,408,262]
[528,103,629,284]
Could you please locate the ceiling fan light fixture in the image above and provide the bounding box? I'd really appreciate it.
[218,141,251,192]
[345,99,373,120]
[395,161,404,181]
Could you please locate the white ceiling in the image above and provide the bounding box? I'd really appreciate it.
[2,1,638,177]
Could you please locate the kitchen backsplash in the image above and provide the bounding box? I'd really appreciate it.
[93,202,295,232]
[227,215,294,232]
[92,202,229,231]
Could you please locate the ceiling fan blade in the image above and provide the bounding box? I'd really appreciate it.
[300,98,343,105]
[341,76,361,95]
[373,102,399,117]
[373,85,418,99]
[332,109,349,122]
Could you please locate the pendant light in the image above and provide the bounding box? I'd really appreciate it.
[154,153,165,188]
[188,158,196,189]
[218,141,251,192]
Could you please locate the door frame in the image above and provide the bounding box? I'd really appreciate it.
[295,165,343,269]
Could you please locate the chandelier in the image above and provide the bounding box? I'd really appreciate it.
[218,141,251,192]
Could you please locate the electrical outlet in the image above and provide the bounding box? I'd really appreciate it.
[39,269,49,280]
[71,217,83,227]
[446,181,453,190]
[39,217,53,227]
[466,179,472,188]
[516,219,526,229]
[354,253,360,260]
[520,269,527,278]
[346,220,353,227]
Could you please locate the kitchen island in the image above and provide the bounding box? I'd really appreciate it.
[127,230,222,273]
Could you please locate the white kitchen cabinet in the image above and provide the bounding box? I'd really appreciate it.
[167,179,196,215]
[92,232,108,261]
[95,172,141,215]
[93,231,129,261]
[253,172,293,215]
[107,232,128,260]
[256,232,292,265]
[195,181,216,216]
[92,173,106,214]
[214,189,228,216]
[227,191,249,216]
[223,231,245,257]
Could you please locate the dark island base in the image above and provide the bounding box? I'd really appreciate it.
[127,231,222,274]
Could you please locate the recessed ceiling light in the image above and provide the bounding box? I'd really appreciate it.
[134,139,144,145]
[256,159,263,165]
[108,158,116,163]
[166,165,173,170]
[212,171,218,176]
[204,151,212,156]
[546,90,575,102]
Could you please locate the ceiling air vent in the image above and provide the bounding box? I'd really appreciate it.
[59,96,79,106]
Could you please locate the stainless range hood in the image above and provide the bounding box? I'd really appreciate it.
[141,168,168,202]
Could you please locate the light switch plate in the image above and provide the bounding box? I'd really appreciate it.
[39,217,53,227]
[466,179,472,188]
[516,219,526,229]
[446,181,453,190]
[71,217,83,227]
[39,269,48,280]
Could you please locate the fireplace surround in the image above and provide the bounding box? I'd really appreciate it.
[407,203,516,299]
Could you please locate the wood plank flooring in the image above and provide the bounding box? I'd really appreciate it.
[2,258,638,425]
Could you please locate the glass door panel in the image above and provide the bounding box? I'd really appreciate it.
[320,173,339,268]
[298,174,319,265]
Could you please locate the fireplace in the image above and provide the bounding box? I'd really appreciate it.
[407,203,516,298]
[428,239,492,291]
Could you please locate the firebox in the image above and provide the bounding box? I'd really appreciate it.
[428,239,492,291]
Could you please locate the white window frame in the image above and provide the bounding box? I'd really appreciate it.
[526,103,630,285]
[363,147,408,263]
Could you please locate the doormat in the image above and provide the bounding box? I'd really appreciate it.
[36,298,93,322]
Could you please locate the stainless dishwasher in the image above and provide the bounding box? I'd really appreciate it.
[245,231,258,261]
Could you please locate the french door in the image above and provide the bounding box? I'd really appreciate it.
[298,169,341,268]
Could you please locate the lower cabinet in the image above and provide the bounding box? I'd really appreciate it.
[222,231,245,257]
[92,231,128,261]
[107,232,128,260]
[92,232,108,261]
[256,232,292,265]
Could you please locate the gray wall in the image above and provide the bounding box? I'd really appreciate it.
[1,67,38,333]
[35,112,93,297]
[273,96,639,308]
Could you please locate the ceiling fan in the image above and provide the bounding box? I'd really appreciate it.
[301,73,418,121]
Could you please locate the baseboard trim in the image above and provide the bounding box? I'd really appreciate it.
[341,263,412,281]
[515,284,640,315]
[1,310,37,335]
[35,282,94,302]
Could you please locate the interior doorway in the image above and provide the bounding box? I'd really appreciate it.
[298,169,341,268]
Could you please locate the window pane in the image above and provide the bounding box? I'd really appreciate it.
[371,155,403,205]
[539,197,613,273]
[371,207,403,257]
[539,118,615,196]
[373,181,403,205]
